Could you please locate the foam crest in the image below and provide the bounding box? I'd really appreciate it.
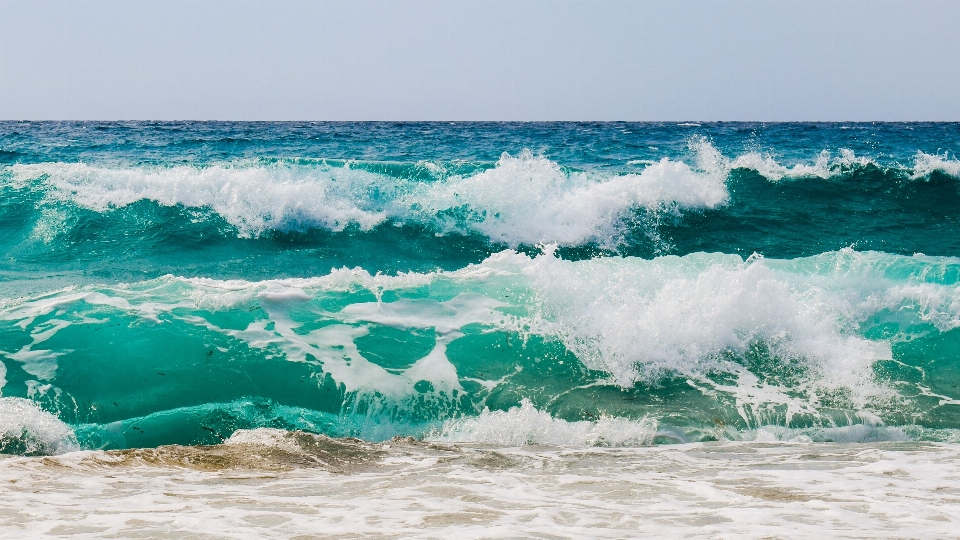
[225,427,301,448]
[408,149,729,246]
[10,162,389,237]
[7,145,960,253]
[182,268,439,310]
[912,151,960,179]
[432,399,657,446]
[721,145,960,182]
[510,249,889,389]
[742,423,909,444]
[6,150,729,246]
[728,148,876,181]
[492,248,960,422]
[0,397,79,456]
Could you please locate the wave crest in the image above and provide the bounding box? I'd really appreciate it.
[6,149,728,246]
[408,149,727,245]
[0,397,78,456]
[912,151,960,180]
[431,399,657,447]
[5,248,960,439]
[9,161,389,237]
[8,143,959,248]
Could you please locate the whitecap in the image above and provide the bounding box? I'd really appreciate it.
[6,149,731,247]
[406,149,728,246]
[911,150,960,179]
[431,399,657,447]
[0,397,79,456]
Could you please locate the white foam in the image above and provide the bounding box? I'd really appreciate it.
[225,427,304,452]
[10,161,389,237]
[192,290,511,410]
[4,440,959,539]
[744,423,909,444]
[501,249,892,388]
[432,399,657,446]
[479,247,960,422]
[3,348,65,381]
[728,148,877,181]
[407,149,728,246]
[338,293,506,335]
[719,145,960,182]
[9,145,960,250]
[0,397,79,455]
[7,150,729,246]
[912,150,960,179]
[0,318,74,381]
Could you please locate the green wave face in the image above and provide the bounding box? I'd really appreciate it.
[3,248,960,450]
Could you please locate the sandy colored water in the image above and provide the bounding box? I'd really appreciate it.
[1,435,958,539]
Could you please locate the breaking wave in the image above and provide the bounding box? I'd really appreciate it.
[3,247,960,451]
[0,397,79,455]
[4,149,728,246]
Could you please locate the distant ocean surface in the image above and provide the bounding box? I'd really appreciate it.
[3,121,960,454]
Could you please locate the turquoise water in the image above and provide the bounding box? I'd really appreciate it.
[3,122,960,453]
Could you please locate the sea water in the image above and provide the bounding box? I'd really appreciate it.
[2,122,960,537]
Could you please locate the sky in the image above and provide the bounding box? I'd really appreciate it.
[1,0,958,121]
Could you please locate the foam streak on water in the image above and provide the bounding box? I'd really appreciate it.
[0,439,958,539]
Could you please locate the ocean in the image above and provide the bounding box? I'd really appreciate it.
[2,121,960,537]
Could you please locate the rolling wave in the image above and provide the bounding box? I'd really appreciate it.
[3,248,960,452]
[4,142,958,251]
[4,149,727,245]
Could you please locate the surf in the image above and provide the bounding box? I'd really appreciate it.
[3,247,960,452]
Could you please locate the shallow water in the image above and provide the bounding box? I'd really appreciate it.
[1,433,958,538]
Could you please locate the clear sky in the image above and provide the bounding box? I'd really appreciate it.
[1,0,958,121]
